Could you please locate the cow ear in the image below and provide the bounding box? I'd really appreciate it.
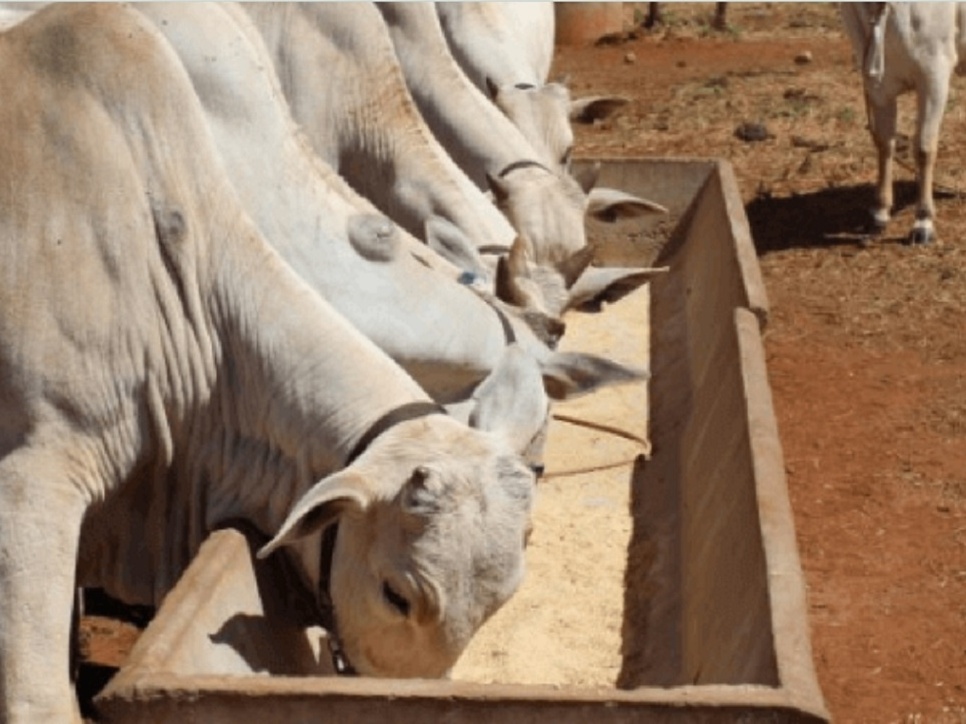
[469,344,548,445]
[586,187,668,222]
[565,265,669,311]
[540,351,647,401]
[257,471,372,559]
[424,215,489,278]
[569,95,629,123]
[573,161,601,195]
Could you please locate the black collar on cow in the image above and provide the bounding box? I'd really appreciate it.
[344,401,446,466]
[496,159,552,178]
[475,298,517,345]
[208,518,354,673]
[316,400,447,676]
[473,244,512,256]
[317,522,355,675]
[494,303,517,345]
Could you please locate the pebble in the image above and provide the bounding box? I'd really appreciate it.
[795,50,813,65]
[734,122,774,143]
[624,51,636,64]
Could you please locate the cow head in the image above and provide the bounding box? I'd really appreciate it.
[258,412,535,678]
[480,162,668,318]
[485,76,631,177]
[487,78,575,174]
[486,162,588,270]
[493,234,668,319]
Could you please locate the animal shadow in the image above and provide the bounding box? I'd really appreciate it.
[745,181,921,253]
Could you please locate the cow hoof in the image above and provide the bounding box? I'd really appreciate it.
[908,226,935,245]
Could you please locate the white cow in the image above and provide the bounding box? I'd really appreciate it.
[134,2,645,476]
[435,2,570,170]
[435,2,629,175]
[241,3,517,269]
[841,2,966,244]
[0,5,539,718]
[243,2,665,317]
[377,2,666,275]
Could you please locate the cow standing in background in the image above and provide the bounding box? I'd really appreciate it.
[841,2,966,244]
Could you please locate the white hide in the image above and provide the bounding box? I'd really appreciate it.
[240,2,518,260]
[840,2,966,244]
[241,3,662,319]
[0,5,537,719]
[379,2,666,280]
[435,2,572,169]
[134,2,647,470]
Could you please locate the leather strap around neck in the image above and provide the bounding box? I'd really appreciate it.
[317,522,355,675]
[492,302,517,345]
[344,401,445,466]
[497,159,552,178]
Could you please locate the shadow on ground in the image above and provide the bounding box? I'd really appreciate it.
[746,180,922,254]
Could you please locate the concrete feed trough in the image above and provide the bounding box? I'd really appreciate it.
[96,158,830,723]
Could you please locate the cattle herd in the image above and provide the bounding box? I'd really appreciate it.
[0,2,961,722]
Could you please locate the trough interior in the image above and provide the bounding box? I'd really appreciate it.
[96,159,827,723]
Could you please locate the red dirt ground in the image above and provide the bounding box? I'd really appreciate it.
[553,4,966,722]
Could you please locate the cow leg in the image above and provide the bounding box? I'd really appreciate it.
[0,452,86,723]
[910,77,950,244]
[866,92,898,235]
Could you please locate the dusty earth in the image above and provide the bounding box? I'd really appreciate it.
[77,4,966,723]
[551,3,966,722]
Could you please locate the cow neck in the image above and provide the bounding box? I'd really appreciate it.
[343,400,446,466]
[456,276,517,346]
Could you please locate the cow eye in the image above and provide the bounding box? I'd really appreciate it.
[560,147,573,168]
[382,581,411,617]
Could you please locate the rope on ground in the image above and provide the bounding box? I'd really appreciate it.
[542,456,643,481]
[543,412,651,479]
